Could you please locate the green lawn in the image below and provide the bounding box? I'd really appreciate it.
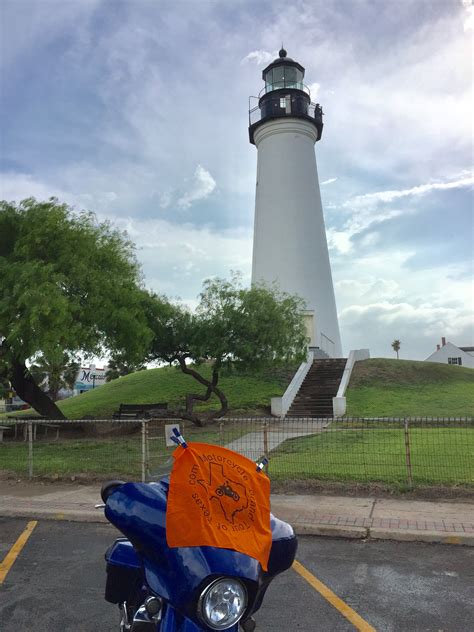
[269,426,474,487]
[0,423,243,479]
[2,420,472,489]
[346,359,474,417]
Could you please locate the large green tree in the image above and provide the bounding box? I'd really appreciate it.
[0,198,153,418]
[148,275,308,425]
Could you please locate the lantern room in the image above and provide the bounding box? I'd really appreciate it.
[248,48,323,145]
[262,48,305,93]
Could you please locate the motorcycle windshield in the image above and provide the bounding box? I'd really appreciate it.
[105,480,262,610]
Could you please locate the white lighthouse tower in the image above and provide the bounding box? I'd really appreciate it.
[249,48,342,358]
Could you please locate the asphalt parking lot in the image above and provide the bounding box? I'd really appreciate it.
[1,518,473,632]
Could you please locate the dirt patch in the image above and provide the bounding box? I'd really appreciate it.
[2,468,473,501]
[270,478,474,501]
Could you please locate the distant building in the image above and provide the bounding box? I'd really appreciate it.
[425,337,474,369]
[1,393,30,412]
[74,365,107,395]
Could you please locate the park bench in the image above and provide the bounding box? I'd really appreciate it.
[21,421,61,441]
[112,403,168,420]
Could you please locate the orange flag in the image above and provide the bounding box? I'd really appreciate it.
[166,442,272,571]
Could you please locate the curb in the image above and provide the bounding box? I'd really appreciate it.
[294,523,368,539]
[0,508,107,524]
[293,523,474,546]
[1,509,473,546]
[368,527,474,547]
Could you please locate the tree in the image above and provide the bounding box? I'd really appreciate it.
[29,350,80,401]
[147,275,308,426]
[0,374,10,400]
[0,198,153,418]
[105,353,147,382]
[391,339,401,359]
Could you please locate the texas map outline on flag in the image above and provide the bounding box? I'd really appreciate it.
[197,460,249,524]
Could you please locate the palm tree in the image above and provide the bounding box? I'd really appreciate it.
[30,351,80,401]
[391,339,401,359]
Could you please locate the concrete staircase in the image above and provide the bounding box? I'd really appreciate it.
[286,358,347,418]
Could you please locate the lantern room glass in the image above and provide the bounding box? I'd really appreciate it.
[264,66,304,92]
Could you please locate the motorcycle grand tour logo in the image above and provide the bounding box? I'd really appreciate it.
[166,442,272,570]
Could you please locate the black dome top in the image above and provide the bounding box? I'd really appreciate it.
[262,49,304,79]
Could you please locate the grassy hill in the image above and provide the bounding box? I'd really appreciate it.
[345,358,474,417]
[4,358,472,420]
[40,364,293,419]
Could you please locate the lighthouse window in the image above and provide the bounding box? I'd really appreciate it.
[280,98,286,108]
[265,65,305,91]
[285,67,297,86]
[272,66,285,88]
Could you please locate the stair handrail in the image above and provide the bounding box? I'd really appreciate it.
[320,332,335,357]
[332,349,370,416]
[271,350,314,417]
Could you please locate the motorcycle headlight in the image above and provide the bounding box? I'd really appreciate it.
[198,577,247,630]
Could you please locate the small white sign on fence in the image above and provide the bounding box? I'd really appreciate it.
[165,424,181,448]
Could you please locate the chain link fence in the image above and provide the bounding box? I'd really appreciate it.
[0,417,472,490]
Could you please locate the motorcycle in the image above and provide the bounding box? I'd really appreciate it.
[99,445,298,632]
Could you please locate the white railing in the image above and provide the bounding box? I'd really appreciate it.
[271,350,314,417]
[320,333,335,358]
[332,349,370,416]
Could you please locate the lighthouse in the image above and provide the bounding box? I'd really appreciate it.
[249,48,342,358]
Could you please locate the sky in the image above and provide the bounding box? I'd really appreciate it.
[1,0,473,361]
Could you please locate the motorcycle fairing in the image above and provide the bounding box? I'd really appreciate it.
[105,479,297,626]
[105,481,261,608]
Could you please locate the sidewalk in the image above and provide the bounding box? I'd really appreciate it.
[0,481,473,546]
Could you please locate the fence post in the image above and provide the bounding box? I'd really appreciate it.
[28,422,33,480]
[146,420,151,479]
[263,420,269,473]
[141,421,148,483]
[219,422,224,446]
[404,418,413,488]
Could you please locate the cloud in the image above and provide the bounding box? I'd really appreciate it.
[330,234,474,358]
[333,252,474,359]
[0,172,79,207]
[461,0,473,30]
[159,190,172,209]
[241,50,275,65]
[339,300,474,359]
[343,174,474,209]
[326,173,474,256]
[307,82,320,99]
[105,214,253,301]
[0,171,119,214]
[177,165,217,210]
[321,177,338,186]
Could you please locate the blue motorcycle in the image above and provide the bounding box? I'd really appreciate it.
[100,472,297,631]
